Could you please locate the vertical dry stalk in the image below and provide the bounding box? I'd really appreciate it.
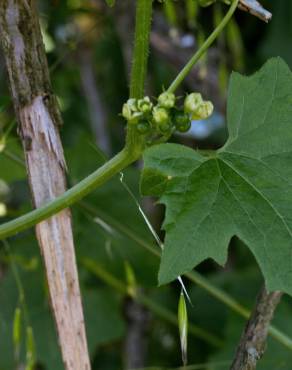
[230,286,282,370]
[0,1,91,369]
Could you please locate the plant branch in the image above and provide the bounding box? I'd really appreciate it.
[167,0,239,93]
[230,287,282,370]
[0,148,136,239]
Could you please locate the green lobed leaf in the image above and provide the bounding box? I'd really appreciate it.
[141,57,292,295]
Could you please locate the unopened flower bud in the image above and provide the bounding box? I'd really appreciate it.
[137,96,153,113]
[191,101,214,120]
[127,98,138,112]
[158,92,176,109]
[122,98,142,124]
[122,103,132,121]
[153,107,170,126]
[184,93,203,114]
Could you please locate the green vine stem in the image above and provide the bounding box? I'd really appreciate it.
[130,0,153,99]
[0,149,136,239]
[125,0,153,158]
[82,258,223,348]
[167,0,239,93]
[0,0,237,240]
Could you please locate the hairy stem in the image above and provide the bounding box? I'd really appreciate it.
[129,0,153,99]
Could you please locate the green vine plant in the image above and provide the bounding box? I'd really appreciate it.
[3,0,292,366]
[0,0,239,239]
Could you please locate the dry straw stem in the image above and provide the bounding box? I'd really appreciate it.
[0,2,90,369]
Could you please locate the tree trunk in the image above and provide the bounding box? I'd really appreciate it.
[0,1,91,369]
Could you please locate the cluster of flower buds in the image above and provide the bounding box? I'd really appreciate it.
[122,91,214,137]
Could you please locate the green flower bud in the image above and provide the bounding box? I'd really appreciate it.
[122,98,142,124]
[127,98,138,112]
[153,107,170,126]
[137,96,153,113]
[174,112,191,133]
[158,92,176,109]
[184,93,203,114]
[122,103,132,121]
[191,101,214,120]
[137,120,151,134]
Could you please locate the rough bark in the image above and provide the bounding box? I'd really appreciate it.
[0,1,91,369]
[230,286,282,370]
